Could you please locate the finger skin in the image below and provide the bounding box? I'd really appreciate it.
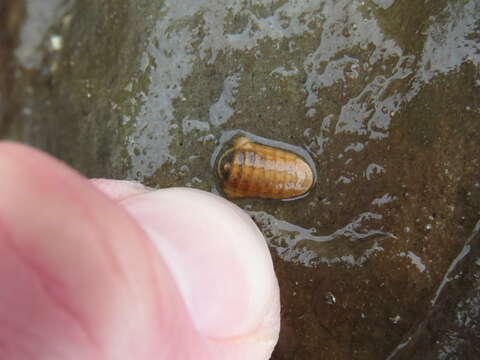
[120,187,281,359]
[0,142,280,359]
[89,179,151,201]
[0,142,202,359]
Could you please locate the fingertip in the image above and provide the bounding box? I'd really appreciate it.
[89,179,152,201]
[121,188,280,346]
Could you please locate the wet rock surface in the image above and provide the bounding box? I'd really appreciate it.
[389,224,480,360]
[1,0,479,358]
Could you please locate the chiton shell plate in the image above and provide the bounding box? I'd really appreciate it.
[216,136,315,200]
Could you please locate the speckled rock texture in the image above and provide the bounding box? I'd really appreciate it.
[1,1,479,358]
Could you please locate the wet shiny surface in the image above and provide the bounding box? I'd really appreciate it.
[1,0,480,358]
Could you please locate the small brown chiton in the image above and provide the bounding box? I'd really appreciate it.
[217,136,314,200]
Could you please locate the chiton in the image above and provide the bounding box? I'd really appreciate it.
[217,136,314,200]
